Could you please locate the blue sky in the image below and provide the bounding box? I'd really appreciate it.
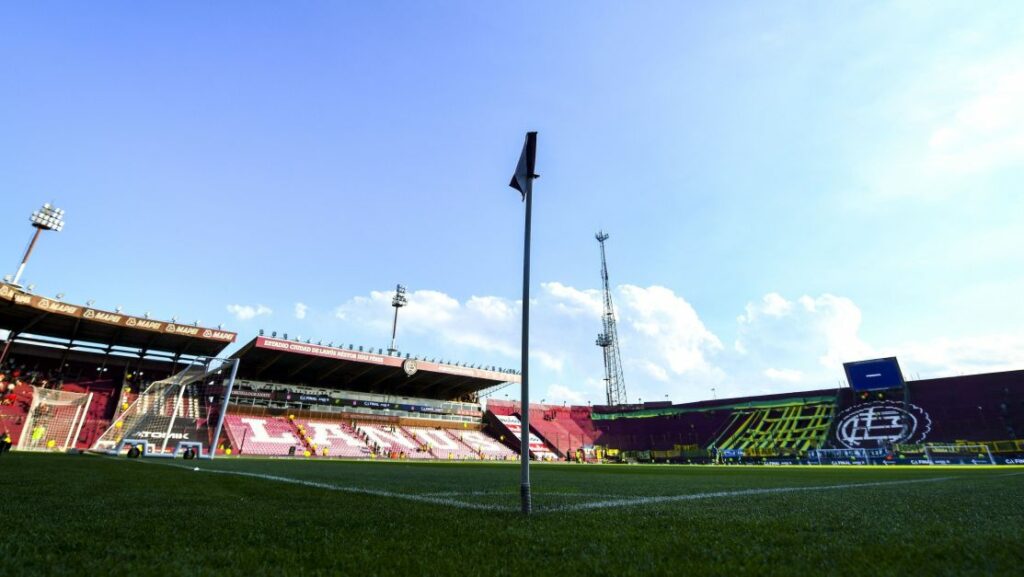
[2,2,1023,404]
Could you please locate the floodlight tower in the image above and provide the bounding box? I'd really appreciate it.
[595,231,627,405]
[388,284,408,354]
[11,203,65,287]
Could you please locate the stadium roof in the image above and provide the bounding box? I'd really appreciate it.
[231,336,520,400]
[0,282,236,358]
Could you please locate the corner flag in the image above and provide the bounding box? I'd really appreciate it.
[510,131,537,514]
[509,132,538,200]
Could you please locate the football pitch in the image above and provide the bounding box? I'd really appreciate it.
[3,453,1023,576]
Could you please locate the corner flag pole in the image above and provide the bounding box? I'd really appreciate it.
[510,131,538,515]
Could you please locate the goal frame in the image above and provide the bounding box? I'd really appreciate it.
[809,448,875,465]
[92,357,239,460]
[16,387,93,453]
[923,444,995,465]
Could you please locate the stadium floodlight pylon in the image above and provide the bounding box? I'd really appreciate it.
[17,386,92,452]
[595,231,627,406]
[388,283,408,354]
[12,202,65,286]
[92,356,239,459]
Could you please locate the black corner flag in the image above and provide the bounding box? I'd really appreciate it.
[509,131,538,200]
[510,131,537,514]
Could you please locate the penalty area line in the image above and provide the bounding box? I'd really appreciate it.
[545,476,956,513]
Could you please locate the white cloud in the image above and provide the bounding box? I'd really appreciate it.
[637,360,670,382]
[859,36,1024,200]
[618,285,724,376]
[736,291,1024,391]
[761,293,793,317]
[226,304,272,321]
[330,283,725,404]
[541,282,603,318]
[886,334,1024,380]
[925,66,1024,175]
[545,384,585,405]
[294,302,308,320]
[763,368,803,383]
[466,296,516,323]
[738,292,874,373]
[327,285,1024,405]
[532,350,564,373]
[334,289,520,360]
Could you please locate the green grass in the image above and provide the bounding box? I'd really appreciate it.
[2,453,1023,576]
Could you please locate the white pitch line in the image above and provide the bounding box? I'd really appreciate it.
[546,476,955,512]
[419,490,509,497]
[111,456,994,514]
[118,458,515,512]
[419,490,622,498]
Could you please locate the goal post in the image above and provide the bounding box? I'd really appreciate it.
[17,387,92,452]
[807,448,876,464]
[92,356,238,459]
[923,444,995,465]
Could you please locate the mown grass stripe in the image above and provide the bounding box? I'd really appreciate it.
[548,476,954,512]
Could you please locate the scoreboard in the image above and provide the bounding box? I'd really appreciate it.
[843,357,905,391]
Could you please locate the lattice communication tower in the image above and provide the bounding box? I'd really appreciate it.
[595,231,627,405]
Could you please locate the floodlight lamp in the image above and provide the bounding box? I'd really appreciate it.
[55,293,65,300]
[170,316,177,323]
[86,299,95,306]
[392,284,408,308]
[116,306,123,313]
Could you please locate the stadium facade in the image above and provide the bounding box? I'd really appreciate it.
[2,280,1022,465]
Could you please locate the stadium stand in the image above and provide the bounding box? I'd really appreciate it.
[223,415,303,456]
[404,426,479,460]
[486,412,558,460]
[7,281,1024,465]
[506,403,601,458]
[714,402,835,457]
[455,429,517,460]
[0,380,33,448]
[355,423,434,459]
[292,418,371,458]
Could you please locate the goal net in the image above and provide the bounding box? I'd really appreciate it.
[17,386,92,452]
[810,448,866,464]
[923,444,995,465]
[92,357,238,459]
